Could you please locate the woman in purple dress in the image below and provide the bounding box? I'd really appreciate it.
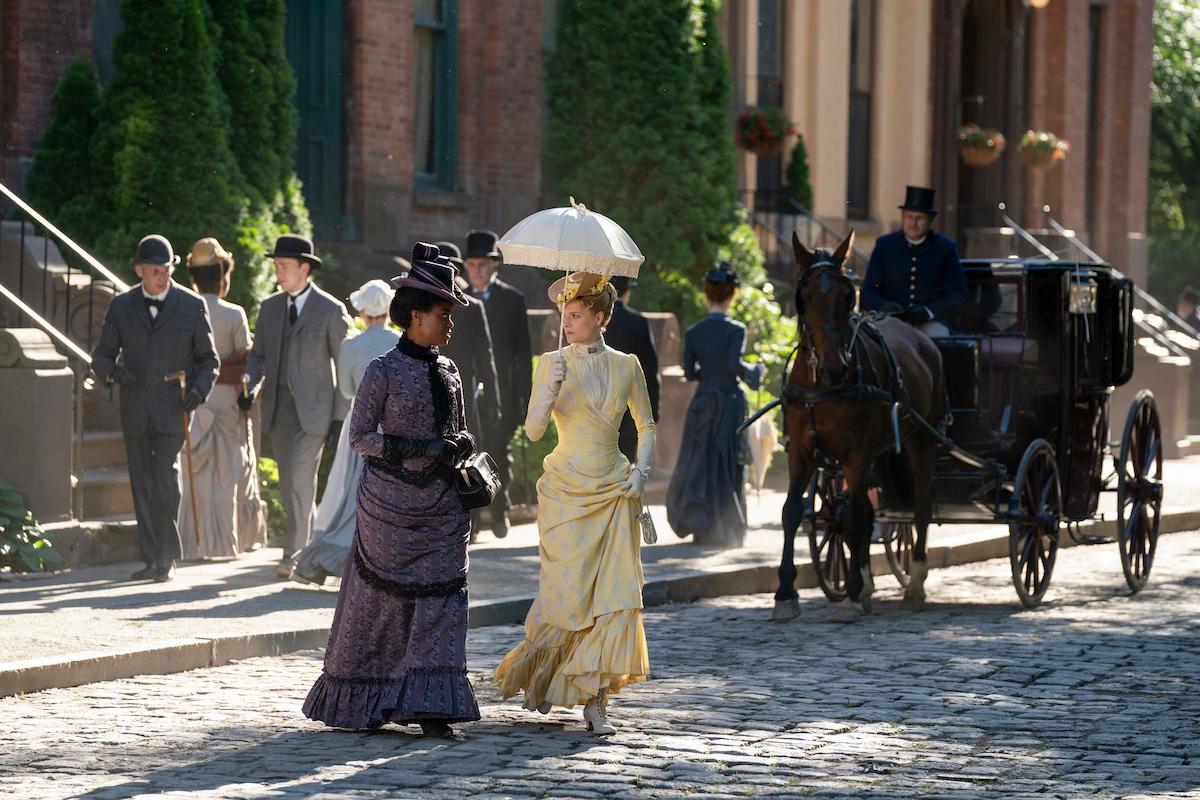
[303,244,480,738]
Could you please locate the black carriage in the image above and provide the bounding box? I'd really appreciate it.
[805,258,1164,608]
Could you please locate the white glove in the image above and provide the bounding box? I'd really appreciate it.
[623,466,647,499]
[547,354,567,393]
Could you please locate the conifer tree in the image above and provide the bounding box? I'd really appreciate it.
[25,59,101,226]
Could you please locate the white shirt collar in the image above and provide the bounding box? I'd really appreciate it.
[142,283,170,302]
[288,281,313,316]
[905,235,928,247]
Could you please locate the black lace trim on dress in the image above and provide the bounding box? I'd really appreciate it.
[354,547,467,598]
[365,454,452,487]
[318,668,470,685]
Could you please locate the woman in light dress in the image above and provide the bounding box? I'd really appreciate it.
[179,238,267,559]
[291,279,400,586]
[494,272,656,736]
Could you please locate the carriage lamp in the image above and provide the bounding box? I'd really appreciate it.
[1069,279,1097,315]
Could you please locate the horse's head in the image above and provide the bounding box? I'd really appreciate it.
[793,230,857,384]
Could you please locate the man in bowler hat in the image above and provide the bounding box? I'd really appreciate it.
[463,229,532,538]
[436,242,503,539]
[604,276,660,463]
[861,186,968,336]
[91,234,219,582]
[242,234,352,577]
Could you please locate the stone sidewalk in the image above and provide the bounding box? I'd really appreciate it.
[5,455,1200,697]
[2,530,1199,799]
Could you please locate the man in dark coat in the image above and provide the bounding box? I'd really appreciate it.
[861,186,968,336]
[435,243,505,540]
[464,229,532,538]
[604,276,660,463]
[92,234,219,582]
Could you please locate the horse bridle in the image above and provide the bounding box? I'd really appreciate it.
[797,260,858,384]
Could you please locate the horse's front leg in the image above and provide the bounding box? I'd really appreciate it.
[903,438,935,611]
[833,455,874,623]
[774,439,814,622]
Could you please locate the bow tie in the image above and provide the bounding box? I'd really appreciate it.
[144,297,165,310]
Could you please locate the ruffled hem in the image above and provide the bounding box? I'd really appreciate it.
[291,540,350,585]
[493,609,649,710]
[302,668,481,730]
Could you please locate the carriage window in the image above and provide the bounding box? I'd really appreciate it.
[959,279,1022,334]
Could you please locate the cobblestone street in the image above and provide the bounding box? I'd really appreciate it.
[3,532,1199,800]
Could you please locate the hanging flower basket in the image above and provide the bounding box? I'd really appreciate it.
[735,106,795,156]
[958,123,1006,166]
[1018,129,1070,169]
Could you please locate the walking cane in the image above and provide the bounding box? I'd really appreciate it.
[164,370,201,547]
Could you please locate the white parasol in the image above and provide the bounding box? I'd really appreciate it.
[498,197,645,349]
[497,197,644,278]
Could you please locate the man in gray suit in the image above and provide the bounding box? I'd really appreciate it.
[242,234,351,577]
[92,234,219,582]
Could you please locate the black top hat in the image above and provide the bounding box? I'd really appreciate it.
[465,230,500,260]
[705,261,740,287]
[268,234,322,268]
[609,275,637,294]
[389,243,469,307]
[130,234,179,268]
[899,186,938,216]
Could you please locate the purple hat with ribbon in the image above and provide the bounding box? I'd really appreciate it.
[389,243,469,307]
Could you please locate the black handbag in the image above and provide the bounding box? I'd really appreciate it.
[454,451,501,510]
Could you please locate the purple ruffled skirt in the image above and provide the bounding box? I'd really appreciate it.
[302,464,480,728]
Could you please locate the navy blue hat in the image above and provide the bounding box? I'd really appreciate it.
[389,243,469,307]
[705,261,740,287]
[130,234,179,268]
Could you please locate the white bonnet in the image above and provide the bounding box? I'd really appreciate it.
[349,279,394,317]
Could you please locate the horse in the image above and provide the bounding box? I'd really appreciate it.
[772,230,946,623]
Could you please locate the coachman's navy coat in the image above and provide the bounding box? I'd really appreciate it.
[861,231,968,323]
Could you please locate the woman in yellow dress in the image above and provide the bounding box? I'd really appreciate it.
[494,272,655,736]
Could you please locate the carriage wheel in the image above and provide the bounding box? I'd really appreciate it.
[882,523,915,587]
[1008,439,1061,608]
[1117,391,1163,593]
[805,468,851,602]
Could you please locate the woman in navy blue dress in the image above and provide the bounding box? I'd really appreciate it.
[666,263,764,548]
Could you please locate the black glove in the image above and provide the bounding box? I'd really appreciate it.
[880,302,904,315]
[898,305,934,325]
[447,431,476,461]
[110,365,136,386]
[237,390,256,412]
[382,435,439,464]
[181,388,204,413]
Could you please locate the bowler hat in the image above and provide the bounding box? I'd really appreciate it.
[268,234,322,268]
[899,185,938,216]
[389,243,469,307]
[130,234,179,268]
[465,230,501,260]
[435,241,462,260]
[705,261,740,287]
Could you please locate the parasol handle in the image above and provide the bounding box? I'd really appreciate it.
[569,196,588,215]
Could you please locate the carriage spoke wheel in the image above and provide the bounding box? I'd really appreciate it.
[883,523,915,587]
[1008,439,1061,608]
[806,469,851,602]
[1118,391,1163,593]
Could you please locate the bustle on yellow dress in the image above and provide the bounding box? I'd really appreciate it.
[494,338,655,710]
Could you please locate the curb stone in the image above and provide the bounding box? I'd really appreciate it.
[3,509,1196,697]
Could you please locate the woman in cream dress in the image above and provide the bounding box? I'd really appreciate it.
[494,272,655,736]
[179,238,267,559]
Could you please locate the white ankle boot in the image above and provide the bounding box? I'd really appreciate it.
[582,689,615,735]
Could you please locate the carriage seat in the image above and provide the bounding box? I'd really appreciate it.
[977,337,1037,370]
